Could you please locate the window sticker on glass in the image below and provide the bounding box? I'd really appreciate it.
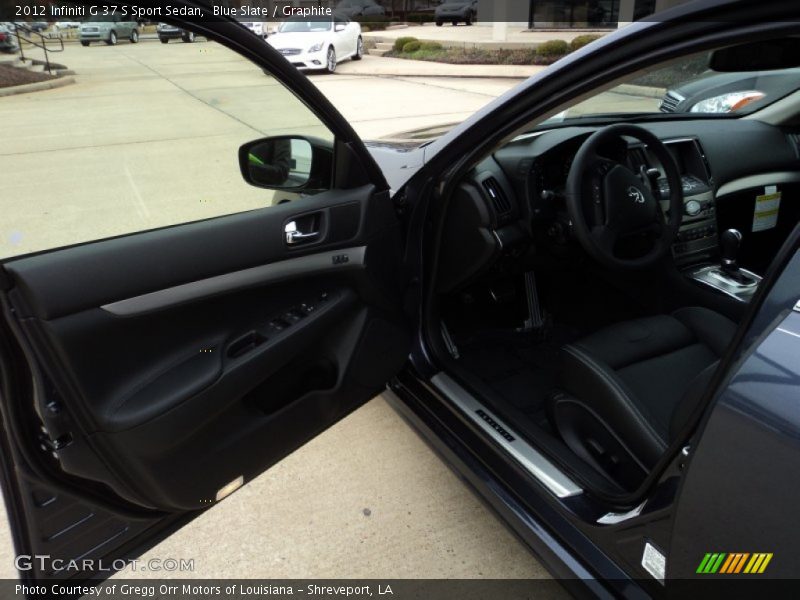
[753,185,782,232]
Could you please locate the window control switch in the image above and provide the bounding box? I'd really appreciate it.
[298,303,316,315]
[269,318,290,332]
[282,311,302,324]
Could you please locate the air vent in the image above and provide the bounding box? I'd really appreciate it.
[482,177,512,216]
[659,90,684,113]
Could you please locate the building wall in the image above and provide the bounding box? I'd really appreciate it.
[476,0,691,29]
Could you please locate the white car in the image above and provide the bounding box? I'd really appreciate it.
[267,16,363,74]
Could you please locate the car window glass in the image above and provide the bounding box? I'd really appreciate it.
[536,47,800,128]
[280,19,331,32]
[0,32,334,259]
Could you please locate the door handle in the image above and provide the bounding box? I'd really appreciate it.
[285,220,319,245]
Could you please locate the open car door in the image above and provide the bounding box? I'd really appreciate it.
[0,5,409,583]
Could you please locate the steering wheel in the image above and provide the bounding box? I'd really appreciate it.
[565,124,683,269]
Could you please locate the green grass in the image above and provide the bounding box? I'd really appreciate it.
[383,42,711,84]
[535,39,569,57]
[386,46,563,66]
[393,36,420,52]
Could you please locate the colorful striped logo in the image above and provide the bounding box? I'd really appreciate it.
[696,553,773,574]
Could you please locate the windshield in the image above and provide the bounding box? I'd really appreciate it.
[541,52,800,127]
[278,19,332,33]
[363,39,800,144]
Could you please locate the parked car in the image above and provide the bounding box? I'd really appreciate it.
[79,14,139,46]
[25,21,48,32]
[0,22,18,53]
[267,15,363,73]
[8,21,46,34]
[435,0,478,25]
[54,21,81,30]
[156,22,196,43]
[335,0,386,18]
[660,68,800,113]
[3,0,800,595]
[238,19,268,39]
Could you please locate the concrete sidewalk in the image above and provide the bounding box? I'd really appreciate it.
[363,23,609,50]
[340,54,545,79]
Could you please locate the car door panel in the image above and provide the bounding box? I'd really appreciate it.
[6,467,174,580]
[2,183,410,512]
[0,6,411,583]
[668,243,800,579]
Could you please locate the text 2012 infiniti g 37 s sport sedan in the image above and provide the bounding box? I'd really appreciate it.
[1,1,799,598]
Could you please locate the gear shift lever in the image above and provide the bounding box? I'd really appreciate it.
[720,229,743,273]
[718,229,754,286]
[687,228,761,301]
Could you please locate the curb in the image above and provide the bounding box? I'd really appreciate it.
[345,55,544,79]
[346,69,533,80]
[363,35,540,50]
[0,75,75,97]
[614,83,667,99]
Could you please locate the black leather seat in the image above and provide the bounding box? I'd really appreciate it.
[550,307,736,483]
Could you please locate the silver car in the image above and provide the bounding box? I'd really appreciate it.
[79,15,139,46]
[335,0,386,18]
[0,22,18,53]
[157,23,196,43]
[435,0,478,26]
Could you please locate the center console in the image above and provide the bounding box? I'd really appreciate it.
[646,138,762,303]
[685,229,762,302]
[654,138,720,265]
[686,263,762,302]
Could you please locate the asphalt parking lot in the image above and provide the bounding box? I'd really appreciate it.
[0,39,553,580]
[0,40,523,259]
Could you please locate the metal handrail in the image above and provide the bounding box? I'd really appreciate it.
[13,23,65,75]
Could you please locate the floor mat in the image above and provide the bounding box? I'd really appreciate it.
[456,327,578,431]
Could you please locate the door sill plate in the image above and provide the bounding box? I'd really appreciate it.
[432,372,582,499]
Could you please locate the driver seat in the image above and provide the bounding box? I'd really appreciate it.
[549,307,736,489]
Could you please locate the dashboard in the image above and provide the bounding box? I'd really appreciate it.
[437,118,800,294]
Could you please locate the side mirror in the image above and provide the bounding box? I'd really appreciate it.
[238,135,333,192]
[335,23,346,32]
